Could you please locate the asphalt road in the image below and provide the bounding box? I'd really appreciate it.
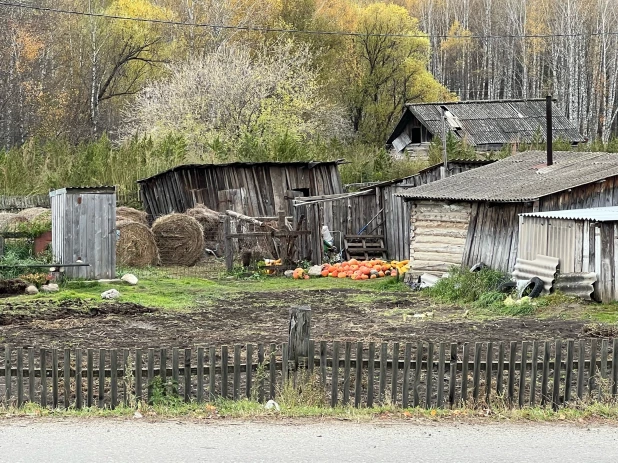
[1,419,617,462]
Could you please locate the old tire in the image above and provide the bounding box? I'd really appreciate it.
[497,281,517,293]
[520,277,544,298]
[470,262,487,272]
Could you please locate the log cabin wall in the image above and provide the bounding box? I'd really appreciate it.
[138,162,343,220]
[409,200,472,275]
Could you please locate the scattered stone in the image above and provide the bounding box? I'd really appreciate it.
[133,411,143,419]
[25,285,39,295]
[284,270,294,278]
[265,399,280,411]
[40,283,59,293]
[307,265,323,277]
[121,273,139,285]
[101,289,121,300]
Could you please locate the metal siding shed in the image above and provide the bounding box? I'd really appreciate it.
[518,206,618,302]
[49,187,116,279]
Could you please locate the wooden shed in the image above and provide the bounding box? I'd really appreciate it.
[518,207,618,302]
[386,99,584,159]
[50,187,116,279]
[293,160,491,263]
[397,151,618,276]
[137,161,344,220]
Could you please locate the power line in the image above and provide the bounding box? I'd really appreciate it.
[1,1,618,40]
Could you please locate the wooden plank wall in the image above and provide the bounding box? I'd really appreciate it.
[462,202,533,272]
[51,191,116,279]
[1,339,616,411]
[138,164,343,220]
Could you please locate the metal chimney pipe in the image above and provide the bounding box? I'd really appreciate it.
[546,95,553,166]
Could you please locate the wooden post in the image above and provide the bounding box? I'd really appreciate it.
[223,216,233,272]
[278,211,289,264]
[288,306,311,368]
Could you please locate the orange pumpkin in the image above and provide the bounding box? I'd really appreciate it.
[321,270,329,277]
[370,274,377,279]
[304,275,310,280]
[338,272,347,279]
[378,271,385,278]
[361,274,369,280]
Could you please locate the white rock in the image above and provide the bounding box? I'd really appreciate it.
[265,399,280,411]
[40,283,59,293]
[101,289,121,300]
[25,285,39,295]
[133,411,143,419]
[121,273,139,285]
[284,270,294,278]
[307,265,323,277]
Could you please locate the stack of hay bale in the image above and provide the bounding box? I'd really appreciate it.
[6,204,222,268]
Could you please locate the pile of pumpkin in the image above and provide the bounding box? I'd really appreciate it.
[292,259,410,280]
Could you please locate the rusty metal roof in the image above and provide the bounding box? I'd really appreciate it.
[396,151,618,202]
[386,99,584,146]
[521,206,618,222]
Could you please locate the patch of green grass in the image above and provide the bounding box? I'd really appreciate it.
[1,269,411,312]
[426,267,508,304]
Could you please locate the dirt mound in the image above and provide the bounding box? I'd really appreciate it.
[152,213,204,266]
[0,279,28,298]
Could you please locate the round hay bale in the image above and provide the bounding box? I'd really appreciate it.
[116,220,160,267]
[117,206,148,225]
[0,213,27,232]
[151,213,204,266]
[186,204,221,250]
[16,207,51,223]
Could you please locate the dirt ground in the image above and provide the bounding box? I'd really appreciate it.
[0,288,591,349]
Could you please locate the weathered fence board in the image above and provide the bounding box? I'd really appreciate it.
[1,339,617,411]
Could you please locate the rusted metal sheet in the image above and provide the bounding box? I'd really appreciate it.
[512,255,560,293]
[554,273,597,301]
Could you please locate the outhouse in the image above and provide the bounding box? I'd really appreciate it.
[50,186,116,279]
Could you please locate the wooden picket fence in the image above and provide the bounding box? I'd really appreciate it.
[1,339,618,410]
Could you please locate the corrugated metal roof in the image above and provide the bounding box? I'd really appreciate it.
[521,206,618,222]
[137,160,344,183]
[386,99,584,146]
[396,151,618,202]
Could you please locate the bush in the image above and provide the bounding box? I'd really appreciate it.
[426,266,508,304]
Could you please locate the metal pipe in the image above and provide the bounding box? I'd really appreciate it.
[441,106,448,179]
[546,95,553,166]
